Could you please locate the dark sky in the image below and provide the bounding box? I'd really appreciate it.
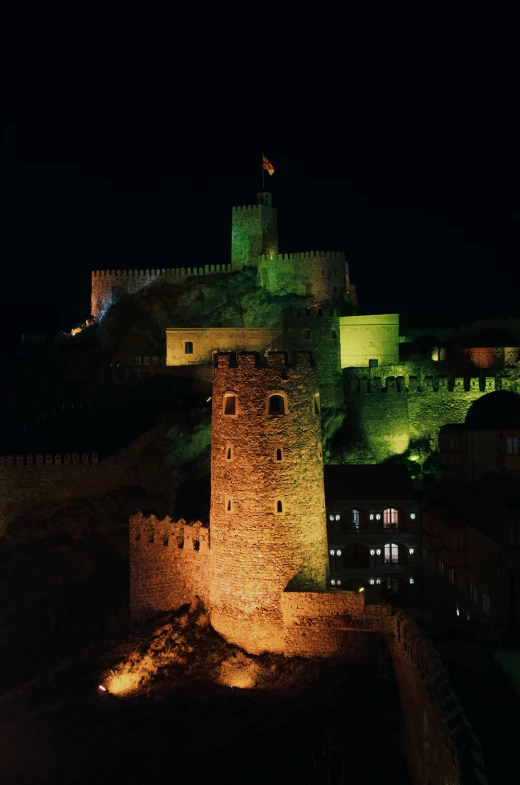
[3,8,520,341]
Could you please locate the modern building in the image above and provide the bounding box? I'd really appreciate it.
[324,464,421,602]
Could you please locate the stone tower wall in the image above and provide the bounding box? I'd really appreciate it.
[283,308,343,408]
[231,196,278,270]
[209,351,328,654]
[257,251,347,305]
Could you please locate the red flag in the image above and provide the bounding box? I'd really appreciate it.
[262,155,275,175]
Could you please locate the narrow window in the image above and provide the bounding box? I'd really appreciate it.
[226,445,233,460]
[225,497,233,513]
[322,269,325,276]
[223,394,237,416]
[314,393,320,415]
[268,394,286,415]
[185,341,193,354]
[277,500,283,513]
[507,437,519,454]
[352,509,360,529]
[331,329,337,340]
[276,448,283,461]
[302,329,311,340]
[333,286,338,293]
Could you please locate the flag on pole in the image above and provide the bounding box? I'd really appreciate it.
[262,155,275,175]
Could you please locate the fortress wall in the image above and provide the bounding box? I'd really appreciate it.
[166,328,282,366]
[90,266,232,319]
[346,375,499,460]
[257,252,346,305]
[340,314,399,367]
[129,513,210,621]
[389,613,487,785]
[0,431,156,536]
[282,590,392,659]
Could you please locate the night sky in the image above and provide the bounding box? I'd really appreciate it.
[3,9,520,344]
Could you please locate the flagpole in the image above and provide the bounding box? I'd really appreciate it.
[262,152,265,190]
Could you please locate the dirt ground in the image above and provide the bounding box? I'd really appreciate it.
[0,605,410,785]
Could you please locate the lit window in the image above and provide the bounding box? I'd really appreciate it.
[336,579,341,586]
[383,508,398,528]
[314,393,321,415]
[376,514,381,521]
[330,549,335,556]
[384,543,399,564]
[409,577,415,585]
[335,514,340,521]
[329,515,335,522]
[268,394,286,415]
[330,579,336,586]
[507,437,519,455]
[184,341,193,354]
[352,509,360,529]
[223,394,237,416]
[376,578,381,585]
[410,513,416,520]
[409,548,415,556]
[376,549,381,555]
[370,549,375,556]
[336,549,342,556]
[369,514,374,521]
[369,578,375,585]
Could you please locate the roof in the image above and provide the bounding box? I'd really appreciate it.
[324,463,416,502]
[466,328,518,348]
[465,391,520,429]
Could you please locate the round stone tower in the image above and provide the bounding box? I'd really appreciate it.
[209,351,328,654]
[283,307,344,408]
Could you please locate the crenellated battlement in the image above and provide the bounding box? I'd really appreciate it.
[214,350,313,372]
[284,306,341,319]
[129,512,209,552]
[92,265,231,279]
[0,451,99,467]
[348,375,501,394]
[259,251,346,262]
[232,204,268,213]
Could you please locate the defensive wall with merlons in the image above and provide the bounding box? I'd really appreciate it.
[344,370,513,460]
[90,265,233,319]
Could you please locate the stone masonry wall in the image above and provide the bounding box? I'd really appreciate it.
[210,351,329,654]
[257,252,346,305]
[91,266,232,320]
[129,513,210,621]
[389,613,487,785]
[166,327,282,366]
[283,308,343,408]
[0,431,157,536]
[231,199,278,269]
[346,373,501,460]
[282,590,392,659]
[340,313,399,367]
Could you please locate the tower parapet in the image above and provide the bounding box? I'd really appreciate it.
[209,351,328,654]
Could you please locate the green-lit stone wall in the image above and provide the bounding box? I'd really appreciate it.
[231,201,278,270]
[345,370,507,462]
[340,314,399,368]
[283,308,343,408]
